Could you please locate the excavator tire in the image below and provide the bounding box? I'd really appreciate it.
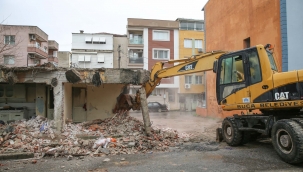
[271,119,303,164]
[222,117,243,146]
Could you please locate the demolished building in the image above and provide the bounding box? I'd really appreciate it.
[0,64,150,131]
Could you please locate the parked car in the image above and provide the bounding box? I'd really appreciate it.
[147,102,168,112]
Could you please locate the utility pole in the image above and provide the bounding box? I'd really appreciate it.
[118,45,121,68]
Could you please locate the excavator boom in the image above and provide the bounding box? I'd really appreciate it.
[113,50,226,113]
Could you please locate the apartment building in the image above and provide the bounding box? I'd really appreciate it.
[0,25,59,67]
[127,18,180,110]
[176,18,205,111]
[71,31,114,68]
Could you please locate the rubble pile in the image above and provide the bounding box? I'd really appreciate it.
[0,114,190,157]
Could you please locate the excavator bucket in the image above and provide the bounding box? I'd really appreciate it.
[112,92,141,113]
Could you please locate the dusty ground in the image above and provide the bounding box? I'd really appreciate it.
[1,111,303,171]
[130,110,222,142]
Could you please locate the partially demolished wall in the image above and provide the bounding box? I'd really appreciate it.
[0,66,151,132]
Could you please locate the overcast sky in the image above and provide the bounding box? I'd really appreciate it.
[0,0,208,51]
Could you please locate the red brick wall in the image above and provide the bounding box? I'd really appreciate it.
[148,29,174,84]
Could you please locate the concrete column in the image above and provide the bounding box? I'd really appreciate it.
[53,82,64,132]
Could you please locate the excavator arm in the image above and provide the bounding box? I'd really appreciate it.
[113,50,227,113]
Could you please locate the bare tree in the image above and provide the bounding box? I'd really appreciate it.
[0,18,23,66]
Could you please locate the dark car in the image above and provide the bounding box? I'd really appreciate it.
[147,102,168,112]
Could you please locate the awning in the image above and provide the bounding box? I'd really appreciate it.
[99,37,106,43]
[85,37,92,42]
[92,37,99,42]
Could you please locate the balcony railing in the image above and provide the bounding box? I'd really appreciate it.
[129,38,143,45]
[27,44,48,58]
[129,57,144,64]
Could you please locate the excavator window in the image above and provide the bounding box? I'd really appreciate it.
[266,50,278,71]
[220,55,245,84]
[247,51,262,84]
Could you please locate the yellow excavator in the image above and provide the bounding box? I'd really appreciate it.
[113,44,303,164]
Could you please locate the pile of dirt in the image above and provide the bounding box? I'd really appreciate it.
[0,114,192,158]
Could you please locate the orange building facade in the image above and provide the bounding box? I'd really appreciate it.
[198,0,282,118]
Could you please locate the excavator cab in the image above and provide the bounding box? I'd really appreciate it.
[213,45,275,110]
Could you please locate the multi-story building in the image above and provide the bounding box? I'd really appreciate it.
[176,18,205,111]
[47,40,59,66]
[71,31,114,68]
[200,0,303,118]
[57,51,71,68]
[126,18,180,110]
[0,25,59,67]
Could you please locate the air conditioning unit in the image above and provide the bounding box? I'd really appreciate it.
[29,34,36,40]
[185,84,191,89]
[198,48,203,53]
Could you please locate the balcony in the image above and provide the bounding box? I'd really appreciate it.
[48,40,59,50]
[27,44,48,59]
[28,26,48,42]
[129,38,143,45]
[129,56,144,64]
[48,55,58,63]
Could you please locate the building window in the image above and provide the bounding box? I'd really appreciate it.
[4,35,15,45]
[243,37,250,48]
[35,42,40,48]
[195,40,202,48]
[92,37,106,44]
[180,22,204,31]
[185,75,192,84]
[184,39,203,49]
[195,75,203,84]
[4,56,15,65]
[0,85,13,97]
[184,39,192,48]
[85,37,92,44]
[153,49,170,60]
[78,55,91,62]
[153,30,170,41]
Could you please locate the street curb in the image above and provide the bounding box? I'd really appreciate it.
[0,152,34,161]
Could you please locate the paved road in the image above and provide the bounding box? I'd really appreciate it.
[1,141,303,172]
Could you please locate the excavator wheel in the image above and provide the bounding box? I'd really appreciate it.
[271,119,303,164]
[222,117,243,146]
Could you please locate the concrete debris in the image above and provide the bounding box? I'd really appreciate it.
[103,158,110,162]
[67,155,73,161]
[0,114,191,158]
